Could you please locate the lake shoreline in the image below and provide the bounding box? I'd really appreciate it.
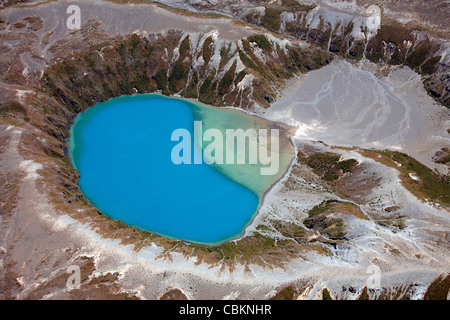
[68,93,294,246]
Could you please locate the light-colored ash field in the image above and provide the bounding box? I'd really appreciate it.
[0,0,449,300]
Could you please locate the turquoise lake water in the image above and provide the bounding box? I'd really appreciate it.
[69,94,267,244]
[70,94,295,244]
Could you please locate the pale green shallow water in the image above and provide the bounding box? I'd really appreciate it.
[192,101,295,195]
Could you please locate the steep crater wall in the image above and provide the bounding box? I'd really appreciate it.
[156,0,450,107]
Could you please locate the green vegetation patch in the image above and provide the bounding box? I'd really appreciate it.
[378,219,406,231]
[194,232,280,262]
[303,200,347,240]
[304,215,346,240]
[132,72,150,93]
[405,39,434,72]
[360,149,450,206]
[198,76,219,105]
[348,40,365,60]
[282,0,316,12]
[271,220,307,238]
[247,34,271,51]
[300,152,358,181]
[261,6,283,31]
[424,274,450,300]
[434,148,450,165]
[168,61,187,93]
[202,36,214,65]
[0,100,29,122]
[383,150,449,205]
[366,25,413,64]
[235,70,247,84]
[358,286,370,300]
[179,35,191,58]
[218,60,236,96]
[287,46,333,72]
[420,55,441,75]
[238,50,260,73]
[322,288,333,300]
[270,285,295,300]
[155,68,169,94]
[183,72,199,98]
[306,199,339,218]
[109,220,129,230]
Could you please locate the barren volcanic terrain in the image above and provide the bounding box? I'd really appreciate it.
[0,0,449,300]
